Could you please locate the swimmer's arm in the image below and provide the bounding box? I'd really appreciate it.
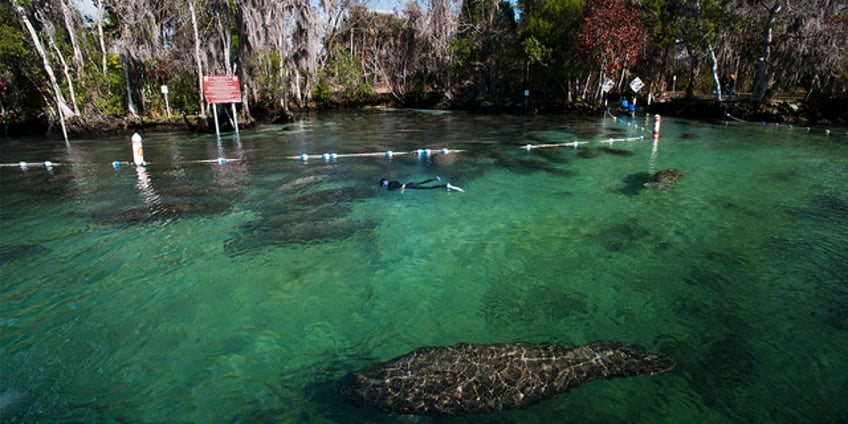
[446,183,464,192]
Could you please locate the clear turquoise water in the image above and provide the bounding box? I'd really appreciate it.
[1,110,846,422]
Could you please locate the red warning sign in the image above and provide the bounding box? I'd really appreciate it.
[203,75,242,104]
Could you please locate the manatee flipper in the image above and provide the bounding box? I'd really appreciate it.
[339,340,675,415]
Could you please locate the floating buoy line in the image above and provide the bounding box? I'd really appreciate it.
[2,117,844,171]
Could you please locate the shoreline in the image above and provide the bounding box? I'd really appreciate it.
[1,96,845,140]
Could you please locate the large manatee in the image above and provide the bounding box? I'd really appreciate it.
[339,340,674,415]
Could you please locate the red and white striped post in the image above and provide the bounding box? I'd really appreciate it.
[652,114,662,139]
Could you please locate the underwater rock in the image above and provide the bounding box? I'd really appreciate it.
[339,340,675,416]
[644,168,684,190]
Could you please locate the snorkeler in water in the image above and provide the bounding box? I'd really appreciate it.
[378,176,465,193]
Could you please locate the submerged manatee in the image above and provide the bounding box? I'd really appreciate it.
[644,168,684,190]
[339,340,675,415]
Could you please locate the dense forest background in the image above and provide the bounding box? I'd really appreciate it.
[1,0,846,136]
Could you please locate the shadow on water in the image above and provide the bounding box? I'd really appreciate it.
[480,281,592,336]
[597,146,635,157]
[93,202,232,225]
[0,168,77,202]
[584,218,653,253]
[778,190,848,331]
[467,145,576,177]
[576,146,634,159]
[613,172,653,196]
[224,185,378,256]
[0,244,48,266]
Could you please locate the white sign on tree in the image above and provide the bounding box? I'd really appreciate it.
[629,77,644,93]
[602,78,615,93]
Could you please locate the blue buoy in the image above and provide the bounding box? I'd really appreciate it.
[330,153,337,160]
[218,157,227,165]
[441,148,449,154]
[787,124,793,129]
[761,121,767,126]
[385,150,393,158]
[112,161,121,169]
[300,153,308,161]
[322,153,330,161]
[525,144,533,151]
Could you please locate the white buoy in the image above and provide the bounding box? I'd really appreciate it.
[652,114,662,139]
[132,133,145,166]
[18,161,27,171]
[525,144,533,151]
[44,161,53,169]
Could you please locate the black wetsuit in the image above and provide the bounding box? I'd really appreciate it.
[382,178,445,190]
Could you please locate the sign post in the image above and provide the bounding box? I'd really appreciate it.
[160,85,171,119]
[203,75,242,139]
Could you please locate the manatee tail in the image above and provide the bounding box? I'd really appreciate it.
[579,340,676,380]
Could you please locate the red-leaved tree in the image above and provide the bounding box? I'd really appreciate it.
[574,0,647,95]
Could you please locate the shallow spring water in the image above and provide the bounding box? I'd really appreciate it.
[1,110,846,422]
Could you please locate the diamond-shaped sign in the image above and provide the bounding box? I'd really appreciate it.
[629,77,644,93]
[602,78,615,93]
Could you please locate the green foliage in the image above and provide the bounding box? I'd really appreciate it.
[93,54,129,116]
[521,35,551,64]
[518,0,586,92]
[312,81,330,104]
[0,6,44,118]
[313,49,375,106]
[449,37,474,69]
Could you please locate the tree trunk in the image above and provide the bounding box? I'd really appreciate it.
[235,4,253,124]
[189,1,207,118]
[123,56,137,117]
[59,0,84,75]
[707,42,722,103]
[750,0,783,104]
[686,46,697,99]
[97,0,107,74]
[49,37,81,116]
[12,1,76,142]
